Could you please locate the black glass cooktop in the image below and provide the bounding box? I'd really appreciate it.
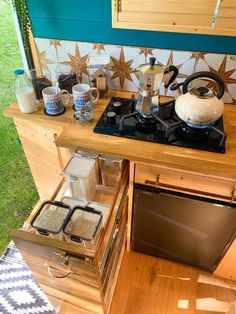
[93,97,227,153]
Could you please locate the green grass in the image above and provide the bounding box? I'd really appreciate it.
[0,0,38,254]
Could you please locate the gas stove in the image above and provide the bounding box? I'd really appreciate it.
[93,97,227,153]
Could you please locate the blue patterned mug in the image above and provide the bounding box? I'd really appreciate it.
[42,86,70,116]
[72,84,99,111]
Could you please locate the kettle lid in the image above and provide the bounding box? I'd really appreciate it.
[190,86,215,99]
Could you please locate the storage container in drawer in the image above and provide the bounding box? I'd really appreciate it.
[135,163,236,200]
[11,162,129,313]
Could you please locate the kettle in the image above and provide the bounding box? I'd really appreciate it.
[170,72,225,127]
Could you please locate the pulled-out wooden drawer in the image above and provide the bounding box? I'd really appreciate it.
[11,163,129,314]
[135,162,236,201]
[11,235,103,313]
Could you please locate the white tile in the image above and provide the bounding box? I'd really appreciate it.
[124,78,139,92]
[153,49,171,65]
[34,38,50,52]
[46,63,58,83]
[227,55,236,70]
[131,73,140,91]
[104,45,121,60]
[60,40,76,55]
[54,46,70,63]
[76,42,94,56]
[225,55,236,72]
[110,77,121,90]
[222,91,233,103]
[228,84,236,100]
[132,54,146,70]
[194,59,210,72]
[173,50,192,66]
[178,58,195,76]
[204,53,225,70]
[45,45,57,63]
[123,46,140,61]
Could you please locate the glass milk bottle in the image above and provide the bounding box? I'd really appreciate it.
[14,69,37,113]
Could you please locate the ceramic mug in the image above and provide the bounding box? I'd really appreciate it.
[72,84,99,111]
[42,86,70,116]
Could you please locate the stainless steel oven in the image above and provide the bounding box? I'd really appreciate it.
[132,184,236,271]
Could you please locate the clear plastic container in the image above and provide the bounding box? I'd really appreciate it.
[61,196,110,228]
[63,156,96,202]
[31,201,70,236]
[63,206,103,243]
[98,155,124,187]
[75,151,101,184]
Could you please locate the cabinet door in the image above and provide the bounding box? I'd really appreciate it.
[112,0,236,36]
[14,118,70,200]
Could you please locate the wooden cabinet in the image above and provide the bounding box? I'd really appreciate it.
[112,0,236,36]
[11,162,129,313]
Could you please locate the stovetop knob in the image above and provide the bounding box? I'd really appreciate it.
[107,111,116,125]
[113,101,122,114]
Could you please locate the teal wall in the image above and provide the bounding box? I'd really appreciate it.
[27,0,236,54]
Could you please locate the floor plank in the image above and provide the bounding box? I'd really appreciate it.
[111,252,236,314]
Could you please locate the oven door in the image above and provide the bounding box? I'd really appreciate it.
[132,184,236,271]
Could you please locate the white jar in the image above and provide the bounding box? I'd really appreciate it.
[14,69,37,113]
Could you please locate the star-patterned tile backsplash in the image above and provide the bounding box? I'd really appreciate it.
[34,38,236,103]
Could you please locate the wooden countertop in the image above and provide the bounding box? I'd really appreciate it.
[4,91,236,179]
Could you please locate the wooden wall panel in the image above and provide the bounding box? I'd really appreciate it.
[113,0,236,36]
[26,0,236,54]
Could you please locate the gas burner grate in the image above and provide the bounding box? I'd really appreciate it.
[93,97,227,153]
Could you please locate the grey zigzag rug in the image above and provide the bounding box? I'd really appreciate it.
[0,242,56,314]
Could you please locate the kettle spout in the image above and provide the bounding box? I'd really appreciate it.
[170,82,183,99]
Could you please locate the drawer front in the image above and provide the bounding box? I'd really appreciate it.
[135,163,236,200]
[11,234,103,314]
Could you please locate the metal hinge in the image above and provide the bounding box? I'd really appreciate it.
[114,0,121,12]
[231,188,236,204]
[145,174,160,187]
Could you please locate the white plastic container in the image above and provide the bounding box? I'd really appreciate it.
[75,150,101,184]
[63,156,96,202]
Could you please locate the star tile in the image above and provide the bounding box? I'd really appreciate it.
[139,48,154,61]
[190,52,208,61]
[38,50,55,72]
[49,40,61,48]
[106,47,134,90]
[93,43,106,51]
[207,56,236,93]
[61,44,89,82]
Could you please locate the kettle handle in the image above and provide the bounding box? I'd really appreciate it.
[182,71,225,99]
[164,65,179,88]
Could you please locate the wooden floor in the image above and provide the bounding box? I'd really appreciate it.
[110,251,236,314]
